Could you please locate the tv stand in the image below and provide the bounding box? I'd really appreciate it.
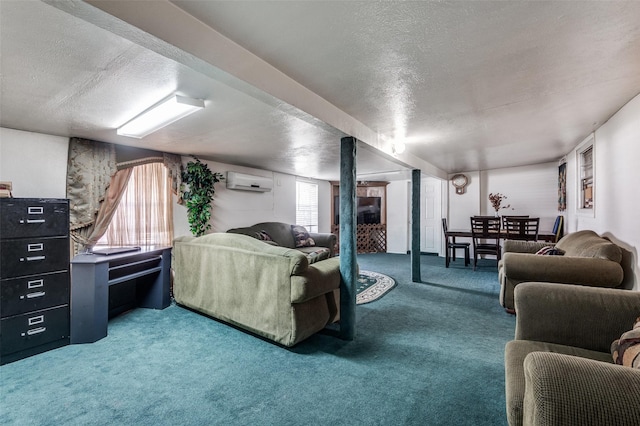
[70,246,171,343]
[331,181,388,254]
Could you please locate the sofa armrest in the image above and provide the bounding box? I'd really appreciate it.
[515,282,640,352]
[523,352,640,426]
[503,240,551,254]
[502,252,624,287]
[308,232,337,256]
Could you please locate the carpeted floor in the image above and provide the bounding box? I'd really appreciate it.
[0,253,514,425]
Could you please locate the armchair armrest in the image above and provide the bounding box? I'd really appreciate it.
[503,240,551,254]
[502,253,623,287]
[309,232,337,256]
[515,282,640,352]
[523,352,640,426]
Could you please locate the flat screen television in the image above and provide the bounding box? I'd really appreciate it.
[334,196,381,225]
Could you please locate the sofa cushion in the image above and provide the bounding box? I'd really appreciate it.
[611,316,640,369]
[296,246,331,264]
[291,257,341,303]
[505,339,613,426]
[555,230,622,262]
[291,224,315,248]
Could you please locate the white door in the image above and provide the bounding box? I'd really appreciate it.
[422,177,442,253]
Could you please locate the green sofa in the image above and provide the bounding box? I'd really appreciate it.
[505,282,640,426]
[498,230,624,312]
[172,232,341,347]
[227,221,337,259]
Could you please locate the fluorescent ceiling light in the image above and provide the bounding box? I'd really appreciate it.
[117,95,205,139]
[392,141,406,155]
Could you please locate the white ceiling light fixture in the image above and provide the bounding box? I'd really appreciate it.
[391,141,406,155]
[117,94,205,139]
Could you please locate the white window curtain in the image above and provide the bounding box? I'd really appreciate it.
[98,162,173,247]
[296,180,318,233]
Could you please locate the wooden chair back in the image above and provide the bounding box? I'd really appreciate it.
[470,216,501,238]
[504,217,540,241]
[501,215,529,229]
[552,215,564,243]
[443,218,470,267]
[442,217,449,235]
[470,216,502,270]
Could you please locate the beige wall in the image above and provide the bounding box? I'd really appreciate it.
[173,158,333,238]
[0,128,69,199]
[565,93,640,290]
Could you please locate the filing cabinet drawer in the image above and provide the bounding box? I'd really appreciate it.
[0,236,69,279]
[1,271,69,317]
[0,305,69,356]
[0,198,69,239]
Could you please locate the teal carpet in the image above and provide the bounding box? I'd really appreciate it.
[0,254,514,425]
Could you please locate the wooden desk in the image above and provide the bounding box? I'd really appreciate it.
[446,230,556,242]
[70,246,171,344]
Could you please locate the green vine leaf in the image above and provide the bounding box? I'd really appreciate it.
[180,157,224,237]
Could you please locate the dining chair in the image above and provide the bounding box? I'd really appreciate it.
[503,217,539,241]
[501,215,529,229]
[470,216,502,270]
[552,215,564,243]
[442,218,470,268]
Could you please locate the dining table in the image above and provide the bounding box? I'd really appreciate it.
[445,229,557,243]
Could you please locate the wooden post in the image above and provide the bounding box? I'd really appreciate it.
[339,136,357,340]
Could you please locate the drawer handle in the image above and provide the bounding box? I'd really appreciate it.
[24,327,47,336]
[28,315,44,326]
[22,219,46,224]
[28,206,44,215]
[26,291,46,299]
[21,256,46,262]
[28,279,44,289]
[28,243,44,252]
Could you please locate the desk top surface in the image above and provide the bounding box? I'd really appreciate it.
[71,246,171,264]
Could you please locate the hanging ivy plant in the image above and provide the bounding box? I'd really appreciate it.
[180,157,224,237]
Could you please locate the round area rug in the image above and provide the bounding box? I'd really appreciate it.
[356,270,396,305]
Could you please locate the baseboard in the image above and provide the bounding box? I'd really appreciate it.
[405,251,438,256]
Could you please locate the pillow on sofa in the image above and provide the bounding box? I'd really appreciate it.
[254,230,273,242]
[535,246,565,256]
[291,225,315,248]
[611,316,640,369]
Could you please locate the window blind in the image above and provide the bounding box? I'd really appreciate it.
[296,181,318,233]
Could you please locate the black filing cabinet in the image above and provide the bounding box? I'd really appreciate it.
[0,198,70,365]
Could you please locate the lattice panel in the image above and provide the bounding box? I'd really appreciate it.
[332,224,387,254]
[358,224,387,253]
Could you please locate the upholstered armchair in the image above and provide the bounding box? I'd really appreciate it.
[505,282,640,426]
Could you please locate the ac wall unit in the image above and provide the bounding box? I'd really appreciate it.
[226,171,273,192]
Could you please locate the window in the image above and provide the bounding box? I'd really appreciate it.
[296,180,318,232]
[98,162,173,246]
[580,146,593,208]
[577,135,595,215]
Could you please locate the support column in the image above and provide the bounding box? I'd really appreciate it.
[339,136,357,341]
[411,169,421,282]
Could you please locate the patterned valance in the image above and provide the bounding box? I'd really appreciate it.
[67,138,117,232]
[115,145,182,194]
[66,138,183,254]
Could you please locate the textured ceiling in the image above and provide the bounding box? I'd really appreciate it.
[1,1,639,181]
